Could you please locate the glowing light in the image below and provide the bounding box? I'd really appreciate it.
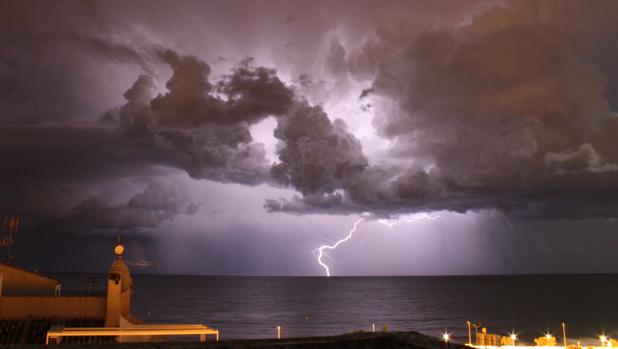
[443,332,451,343]
[465,323,609,349]
[313,213,440,276]
[601,335,608,347]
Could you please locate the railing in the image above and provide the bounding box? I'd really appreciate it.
[45,324,219,344]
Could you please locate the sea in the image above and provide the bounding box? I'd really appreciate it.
[53,274,618,344]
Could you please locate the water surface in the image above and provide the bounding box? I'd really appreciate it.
[55,274,618,343]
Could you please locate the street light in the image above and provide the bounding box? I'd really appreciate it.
[473,323,482,338]
[510,332,517,346]
[467,321,472,346]
[443,332,451,344]
[600,335,608,348]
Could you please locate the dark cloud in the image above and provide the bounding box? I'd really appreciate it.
[107,50,296,184]
[0,123,168,184]
[270,101,368,195]
[0,1,158,124]
[545,143,618,175]
[359,88,374,99]
[80,36,162,76]
[0,122,198,234]
[267,0,618,219]
[72,181,199,230]
[3,0,618,259]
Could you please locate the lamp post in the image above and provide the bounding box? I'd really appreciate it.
[473,324,481,342]
[443,332,451,345]
[545,332,553,346]
[562,323,567,348]
[276,325,281,340]
[510,332,517,346]
[467,321,472,346]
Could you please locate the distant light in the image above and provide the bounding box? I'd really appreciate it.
[510,333,517,341]
[546,333,553,340]
[443,332,451,343]
[601,335,608,342]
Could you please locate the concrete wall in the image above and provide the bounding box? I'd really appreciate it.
[0,296,106,319]
[118,315,151,342]
[106,260,133,327]
[0,264,59,296]
[105,272,121,327]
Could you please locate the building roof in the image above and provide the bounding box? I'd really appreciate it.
[0,262,60,283]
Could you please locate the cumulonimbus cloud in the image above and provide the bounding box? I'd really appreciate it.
[3,0,618,233]
[265,0,618,219]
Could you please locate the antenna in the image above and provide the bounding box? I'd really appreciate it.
[1,216,20,261]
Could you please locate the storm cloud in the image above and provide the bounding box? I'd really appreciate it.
[105,50,295,185]
[267,0,618,219]
[2,0,618,274]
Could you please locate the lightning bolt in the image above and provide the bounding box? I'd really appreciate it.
[315,217,363,277]
[499,212,517,237]
[490,210,517,237]
[314,213,441,276]
[377,212,441,232]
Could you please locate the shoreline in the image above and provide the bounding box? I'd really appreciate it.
[0,331,465,349]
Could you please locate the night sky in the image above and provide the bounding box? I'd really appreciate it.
[2,0,618,275]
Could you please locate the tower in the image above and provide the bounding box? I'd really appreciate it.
[105,242,132,327]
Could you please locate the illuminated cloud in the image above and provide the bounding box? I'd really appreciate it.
[268,0,618,219]
[3,0,618,274]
